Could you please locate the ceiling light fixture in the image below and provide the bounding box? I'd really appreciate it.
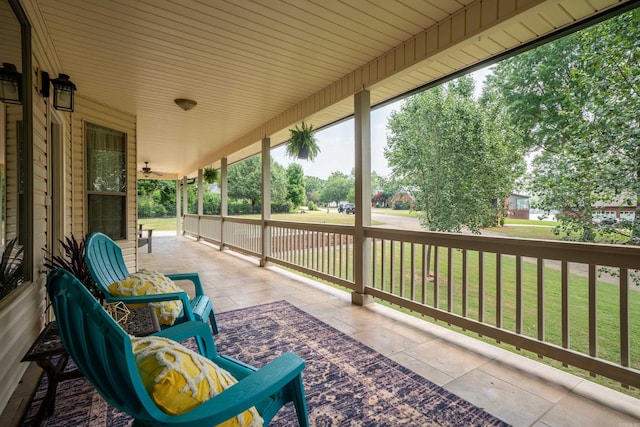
[174,98,197,111]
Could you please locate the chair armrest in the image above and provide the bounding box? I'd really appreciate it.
[165,273,206,297]
[174,352,306,425]
[105,291,191,307]
[152,321,217,359]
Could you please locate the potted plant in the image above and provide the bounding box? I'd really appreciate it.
[203,167,218,184]
[0,238,24,300]
[285,121,320,161]
[43,234,104,301]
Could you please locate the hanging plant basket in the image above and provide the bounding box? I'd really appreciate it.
[285,121,320,161]
[203,167,218,184]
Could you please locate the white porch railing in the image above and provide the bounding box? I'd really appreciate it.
[182,213,640,388]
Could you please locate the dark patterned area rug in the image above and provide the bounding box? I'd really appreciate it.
[23,301,509,426]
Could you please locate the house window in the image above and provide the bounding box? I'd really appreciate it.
[86,122,126,240]
[0,0,32,300]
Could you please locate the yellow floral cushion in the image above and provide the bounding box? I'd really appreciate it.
[131,336,263,426]
[108,270,183,325]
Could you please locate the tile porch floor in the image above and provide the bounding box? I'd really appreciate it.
[3,233,640,426]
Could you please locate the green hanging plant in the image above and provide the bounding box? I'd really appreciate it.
[203,167,219,184]
[285,121,320,161]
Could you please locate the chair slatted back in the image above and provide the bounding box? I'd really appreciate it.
[46,269,158,419]
[85,232,131,299]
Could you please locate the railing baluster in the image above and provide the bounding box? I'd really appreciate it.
[390,240,395,296]
[589,264,597,358]
[561,261,569,354]
[411,243,416,301]
[516,255,522,335]
[421,244,427,305]
[537,259,545,343]
[345,234,350,281]
[462,249,468,318]
[447,247,453,313]
[496,254,502,329]
[620,268,629,369]
[381,239,386,292]
[333,233,337,277]
[400,241,405,297]
[322,232,327,273]
[433,246,439,309]
[304,230,313,268]
[339,233,343,278]
[372,238,377,288]
[479,251,484,323]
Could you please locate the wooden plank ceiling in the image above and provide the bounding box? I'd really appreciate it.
[34,0,631,177]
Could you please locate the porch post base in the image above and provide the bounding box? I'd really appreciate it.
[259,259,270,267]
[351,292,374,306]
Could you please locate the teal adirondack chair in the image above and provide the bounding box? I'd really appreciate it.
[46,268,309,426]
[85,232,218,335]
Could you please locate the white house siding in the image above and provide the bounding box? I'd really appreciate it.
[0,0,138,413]
[0,0,57,410]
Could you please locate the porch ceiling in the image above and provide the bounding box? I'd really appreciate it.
[34,0,630,178]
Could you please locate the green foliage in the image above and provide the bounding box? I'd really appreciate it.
[320,171,353,206]
[286,163,306,208]
[138,179,177,217]
[0,238,24,300]
[285,121,320,161]
[203,192,221,215]
[227,156,288,209]
[307,201,316,211]
[385,75,525,233]
[486,9,640,243]
[304,175,325,205]
[43,235,103,300]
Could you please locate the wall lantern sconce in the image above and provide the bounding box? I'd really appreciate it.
[41,71,77,112]
[0,63,22,105]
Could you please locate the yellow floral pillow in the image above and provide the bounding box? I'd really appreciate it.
[131,336,263,426]
[108,270,183,325]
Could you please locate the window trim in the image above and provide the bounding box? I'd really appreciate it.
[84,121,128,240]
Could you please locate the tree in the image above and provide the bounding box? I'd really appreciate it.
[228,156,262,209]
[227,155,288,211]
[320,171,352,206]
[486,9,640,242]
[286,163,306,208]
[385,75,525,233]
[305,175,325,205]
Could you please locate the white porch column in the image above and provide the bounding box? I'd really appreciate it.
[197,169,204,216]
[182,176,188,234]
[175,179,181,236]
[353,89,374,306]
[220,157,228,250]
[261,137,271,267]
[197,169,203,240]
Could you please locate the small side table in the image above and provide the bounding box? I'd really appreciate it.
[22,306,159,426]
[138,224,154,253]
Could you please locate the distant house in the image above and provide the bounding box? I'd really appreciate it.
[508,194,530,219]
[391,192,414,210]
[594,196,637,222]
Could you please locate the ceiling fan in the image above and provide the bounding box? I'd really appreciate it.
[141,162,163,177]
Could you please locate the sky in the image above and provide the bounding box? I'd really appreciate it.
[271,66,494,180]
